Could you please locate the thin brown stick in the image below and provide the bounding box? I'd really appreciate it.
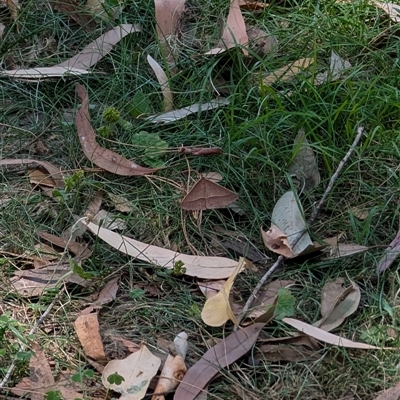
[237,126,365,325]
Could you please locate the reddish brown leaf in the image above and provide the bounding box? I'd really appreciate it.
[0,158,64,187]
[174,323,265,400]
[181,177,238,210]
[75,84,158,176]
[154,0,185,40]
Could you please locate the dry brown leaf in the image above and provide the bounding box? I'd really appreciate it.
[11,260,91,297]
[147,54,173,111]
[81,276,119,314]
[261,225,293,258]
[246,25,278,56]
[350,206,370,220]
[181,177,238,210]
[74,313,107,361]
[258,334,320,350]
[102,344,161,399]
[262,58,314,85]
[28,168,57,187]
[6,0,19,23]
[76,84,158,176]
[174,323,265,400]
[373,1,400,22]
[323,242,370,259]
[154,0,186,39]
[109,336,141,353]
[314,279,361,332]
[239,0,269,11]
[373,381,400,400]
[207,0,248,55]
[0,158,64,187]
[108,193,132,212]
[86,221,239,279]
[53,0,97,29]
[200,172,223,183]
[201,258,245,326]
[283,318,386,349]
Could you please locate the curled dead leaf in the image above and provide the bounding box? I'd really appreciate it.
[261,225,293,258]
[75,84,158,176]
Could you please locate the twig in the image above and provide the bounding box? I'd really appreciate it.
[0,288,64,389]
[237,126,365,325]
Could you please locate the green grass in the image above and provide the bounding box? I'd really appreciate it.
[1,0,400,398]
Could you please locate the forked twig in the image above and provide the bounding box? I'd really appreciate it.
[237,126,365,325]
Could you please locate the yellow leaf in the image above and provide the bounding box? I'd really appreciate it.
[201,258,245,327]
[262,58,314,85]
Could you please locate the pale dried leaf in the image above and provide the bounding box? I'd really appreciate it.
[271,191,313,256]
[86,222,239,279]
[283,318,384,349]
[350,206,369,220]
[263,58,314,85]
[74,313,107,360]
[93,209,126,230]
[0,23,5,39]
[102,344,161,399]
[324,242,369,259]
[374,381,400,400]
[373,1,400,22]
[147,54,173,111]
[315,279,361,332]
[6,0,19,23]
[201,258,245,326]
[200,172,223,183]
[174,323,265,400]
[145,98,229,123]
[377,228,400,274]
[11,261,90,297]
[220,0,248,54]
[314,51,351,85]
[288,129,320,192]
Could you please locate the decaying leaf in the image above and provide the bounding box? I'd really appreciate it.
[283,318,385,349]
[239,0,269,11]
[86,222,239,279]
[74,313,107,361]
[350,206,370,220]
[11,342,84,400]
[174,323,265,400]
[181,177,238,211]
[201,258,245,326]
[28,168,57,188]
[314,51,351,85]
[261,225,293,258]
[314,278,361,332]
[0,158,64,188]
[152,332,188,400]
[373,381,400,400]
[76,84,158,176]
[271,191,313,256]
[322,239,369,260]
[373,1,400,22]
[377,227,400,274]
[145,98,229,123]
[102,344,161,399]
[147,55,173,112]
[246,25,278,57]
[258,334,320,350]
[288,129,320,192]
[262,58,314,85]
[11,260,91,297]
